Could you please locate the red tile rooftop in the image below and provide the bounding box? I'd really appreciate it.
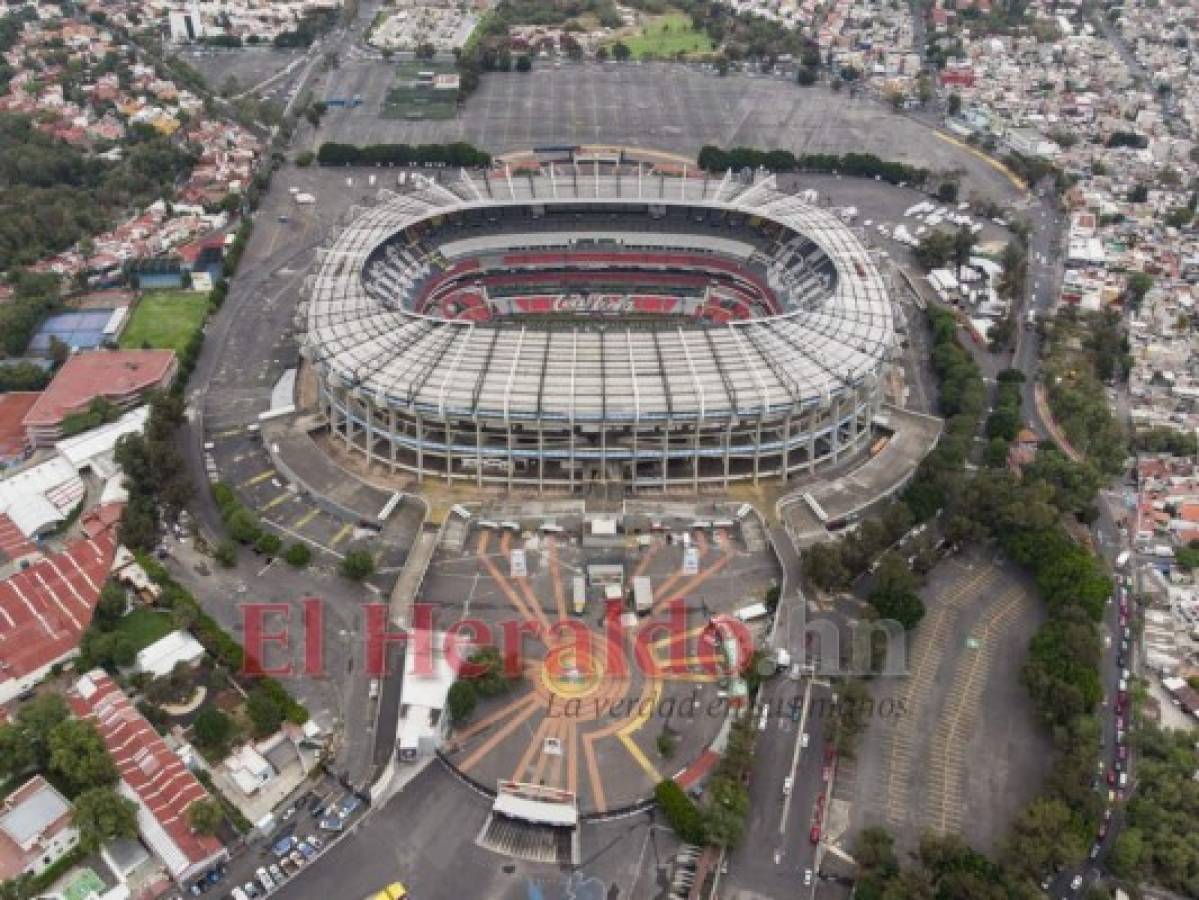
[22,350,175,429]
[0,503,121,684]
[69,670,225,879]
[0,514,37,565]
[0,393,37,461]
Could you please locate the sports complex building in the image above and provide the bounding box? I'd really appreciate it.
[300,162,895,490]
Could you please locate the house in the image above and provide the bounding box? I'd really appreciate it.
[0,503,122,705]
[22,350,176,447]
[0,776,78,881]
[68,670,227,884]
[224,744,275,797]
[134,630,205,680]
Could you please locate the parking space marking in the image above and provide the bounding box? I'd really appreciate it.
[330,523,354,547]
[261,492,295,512]
[242,469,277,488]
[293,508,320,529]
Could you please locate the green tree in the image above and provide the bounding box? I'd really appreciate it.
[246,687,284,737]
[214,540,237,568]
[515,54,532,72]
[868,552,925,630]
[804,542,849,591]
[856,825,900,876]
[72,786,138,850]
[224,506,261,544]
[48,719,118,796]
[702,774,749,847]
[255,532,281,556]
[284,542,312,567]
[612,41,631,62]
[654,779,705,844]
[193,707,236,755]
[186,798,224,835]
[446,680,477,723]
[14,693,70,772]
[1002,797,1087,881]
[1107,827,1142,876]
[340,548,375,581]
[914,230,956,270]
[93,582,128,629]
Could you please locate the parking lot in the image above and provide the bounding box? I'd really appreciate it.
[314,63,1023,201]
[841,550,1050,856]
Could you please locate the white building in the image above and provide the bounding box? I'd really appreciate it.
[396,631,462,761]
[0,776,79,881]
[134,630,205,679]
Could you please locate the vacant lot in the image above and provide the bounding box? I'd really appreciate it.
[619,12,714,59]
[120,291,209,353]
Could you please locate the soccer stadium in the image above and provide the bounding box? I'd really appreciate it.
[299,162,895,490]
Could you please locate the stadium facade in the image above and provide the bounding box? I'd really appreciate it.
[299,165,895,490]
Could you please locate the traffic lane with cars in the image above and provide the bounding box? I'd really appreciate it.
[173,786,366,899]
[1048,510,1136,897]
[723,676,828,897]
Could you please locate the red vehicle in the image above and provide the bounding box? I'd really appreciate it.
[809,824,821,844]
[1106,768,1117,786]
[1118,745,1129,761]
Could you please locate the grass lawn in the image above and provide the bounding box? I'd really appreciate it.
[619,12,714,59]
[119,291,209,354]
[112,608,176,653]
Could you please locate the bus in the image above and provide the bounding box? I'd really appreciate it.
[366,883,408,900]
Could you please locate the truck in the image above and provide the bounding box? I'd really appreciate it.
[1116,550,1131,569]
[572,576,586,615]
[632,576,653,615]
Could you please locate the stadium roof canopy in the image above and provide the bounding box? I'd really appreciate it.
[303,168,893,423]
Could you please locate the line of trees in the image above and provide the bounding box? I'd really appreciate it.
[316,141,491,168]
[114,392,193,550]
[695,145,930,186]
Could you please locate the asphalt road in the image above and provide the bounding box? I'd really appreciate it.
[722,676,830,899]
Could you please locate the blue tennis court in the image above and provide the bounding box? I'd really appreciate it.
[27,309,119,354]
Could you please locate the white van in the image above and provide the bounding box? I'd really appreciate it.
[256,867,275,892]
